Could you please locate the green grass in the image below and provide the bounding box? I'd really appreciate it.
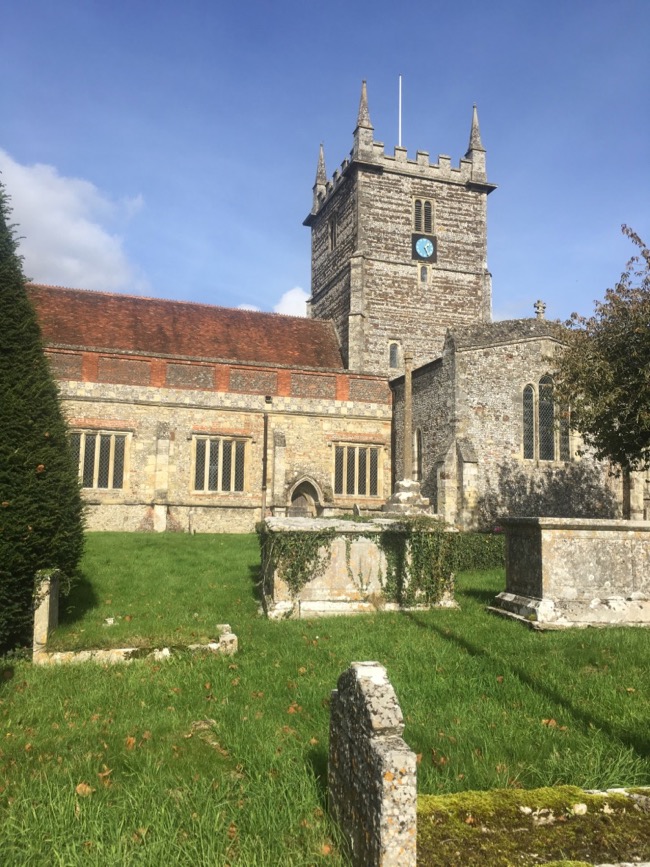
[2,532,650,865]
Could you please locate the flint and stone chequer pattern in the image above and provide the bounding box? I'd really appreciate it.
[329,662,416,867]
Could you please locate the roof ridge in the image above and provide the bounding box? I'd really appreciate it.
[28,283,315,322]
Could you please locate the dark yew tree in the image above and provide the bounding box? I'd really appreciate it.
[0,179,84,653]
[555,225,650,471]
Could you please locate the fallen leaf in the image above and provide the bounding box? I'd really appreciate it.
[75,782,94,797]
[321,843,332,855]
[541,718,557,727]
[227,822,238,840]
[125,736,136,750]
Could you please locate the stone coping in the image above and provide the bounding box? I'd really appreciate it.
[264,516,447,534]
[33,626,237,665]
[502,516,650,532]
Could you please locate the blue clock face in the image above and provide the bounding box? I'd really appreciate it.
[415,237,434,259]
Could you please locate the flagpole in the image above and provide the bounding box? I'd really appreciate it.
[398,74,402,147]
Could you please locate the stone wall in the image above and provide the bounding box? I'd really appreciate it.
[492,517,650,626]
[328,662,417,866]
[55,366,392,532]
[392,352,455,512]
[308,123,493,378]
[392,325,625,528]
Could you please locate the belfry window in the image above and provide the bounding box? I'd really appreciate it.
[70,430,128,490]
[522,376,571,462]
[413,198,434,234]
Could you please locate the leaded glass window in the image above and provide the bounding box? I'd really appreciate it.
[523,385,535,459]
[71,431,128,489]
[538,375,555,461]
[334,444,381,497]
[522,377,572,462]
[194,436,246,492]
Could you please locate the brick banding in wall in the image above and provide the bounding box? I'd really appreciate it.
[167,363,215,390]
[349,378,391,404]
[46,352,83,379]
[97,356,152,386]
[290,373,337,399]
[328,662,417,866]
[229,368,278,395]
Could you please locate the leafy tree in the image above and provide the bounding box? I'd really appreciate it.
[0,179,84,653]
[555,225,650,471]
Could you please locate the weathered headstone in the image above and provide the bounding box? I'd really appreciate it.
[328,662,417,866]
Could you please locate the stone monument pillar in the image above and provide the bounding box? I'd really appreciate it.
[383,350,431,515]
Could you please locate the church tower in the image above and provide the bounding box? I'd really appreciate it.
[305,81,496,375]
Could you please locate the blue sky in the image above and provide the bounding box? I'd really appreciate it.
[1,0,648,321]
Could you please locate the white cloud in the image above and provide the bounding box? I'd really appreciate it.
[0,149,147,293]
[238,303,261,311]
[273,286,308,317]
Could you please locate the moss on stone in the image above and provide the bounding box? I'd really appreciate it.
[417,785,650,866]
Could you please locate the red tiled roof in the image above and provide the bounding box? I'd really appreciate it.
[28,285,344,370]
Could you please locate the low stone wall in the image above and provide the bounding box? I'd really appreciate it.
[260,516,457,618]
[32,573,238,663]
[491,517,650,627]
[328,662,416,866]
[32,627,238,666]
[83,502,259,533]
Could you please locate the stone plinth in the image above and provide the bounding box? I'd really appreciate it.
[260,517,456,618]
[328,662,416,867]
[382,479,431,516]
[490,517,650,628]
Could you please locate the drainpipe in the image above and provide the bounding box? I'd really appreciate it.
[261,399,271,518]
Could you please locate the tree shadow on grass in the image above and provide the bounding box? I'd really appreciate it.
[401,610,650,759]
[57,571,99,626]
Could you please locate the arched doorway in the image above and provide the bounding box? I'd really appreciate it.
[288,479,322,517]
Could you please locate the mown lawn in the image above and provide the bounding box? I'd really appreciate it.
[1,532,649,865]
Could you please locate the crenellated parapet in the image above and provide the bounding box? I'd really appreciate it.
[307,85,495,222]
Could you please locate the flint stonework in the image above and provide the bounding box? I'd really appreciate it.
[328,663,416,866]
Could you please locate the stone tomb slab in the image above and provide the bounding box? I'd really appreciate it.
[260,516,456,618]
[490,517,650,628]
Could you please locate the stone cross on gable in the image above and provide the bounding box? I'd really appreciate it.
[534,299,547,320]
